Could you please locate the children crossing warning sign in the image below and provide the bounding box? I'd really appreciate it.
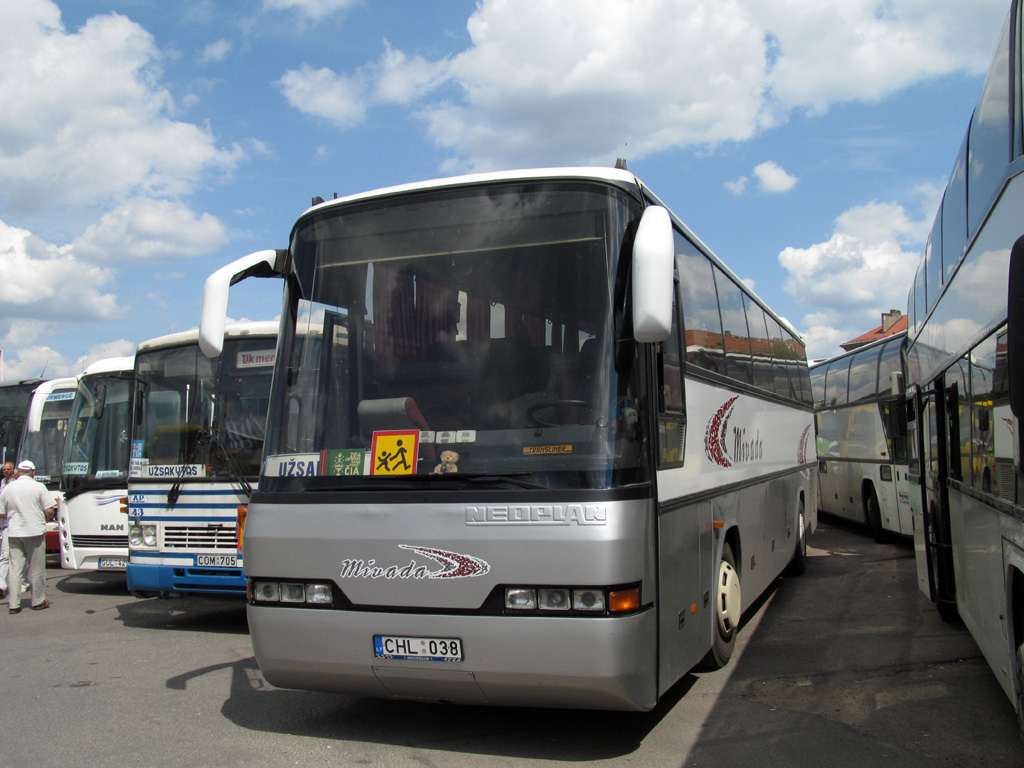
[369,430,420,475]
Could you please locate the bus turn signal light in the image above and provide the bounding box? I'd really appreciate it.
[609,587,640,613]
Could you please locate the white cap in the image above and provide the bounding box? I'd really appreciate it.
[16,460,35,471]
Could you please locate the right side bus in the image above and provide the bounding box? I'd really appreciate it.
[906,0,1024,730]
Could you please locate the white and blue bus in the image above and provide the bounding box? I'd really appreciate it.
[200,167,816,710]
[126,323,276,598]
[59,356,135,570]
[810,332,911,540]
[906,0,1024,730]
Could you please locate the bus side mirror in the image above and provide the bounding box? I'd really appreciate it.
[93,384,107,421]
[199,249,286,358]
[890,371,904,397]
[1009,235,1024,419]
[632,205,674,343]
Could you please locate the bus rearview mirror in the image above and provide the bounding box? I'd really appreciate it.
[1008,235,1024,420]
[632,205,674,343]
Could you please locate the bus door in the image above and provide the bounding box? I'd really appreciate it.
[920,380,958,621]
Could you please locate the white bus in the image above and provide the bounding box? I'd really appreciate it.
[810,332,911,540]
[125,323,277,598]
[59,356,135,570]
[19,377,78,552]
[0,379,43,465]
[200,167,816,710]
[906,0,1024,729]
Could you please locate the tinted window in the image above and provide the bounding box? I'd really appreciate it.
[715,269,753,385]
[848,345,880,401]
[824,356,851,406]
[941,136,968,283]
[967,15,1011,236]
[745,297,773,392]
[676,233,725,375]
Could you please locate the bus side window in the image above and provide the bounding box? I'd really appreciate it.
[658,277,685,468]
[676,232,724,375]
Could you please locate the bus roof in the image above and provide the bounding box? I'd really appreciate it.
[809,330,907,371]
[301,167,641,219]
[137,320,279,354]
[82,355,135,376]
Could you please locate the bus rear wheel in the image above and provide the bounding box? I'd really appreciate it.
[785,502,808,576]
[701,542,740,670]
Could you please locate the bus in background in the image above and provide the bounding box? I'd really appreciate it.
[809,332,910,540]
[199,167,816,710]
[59,356,135,570]
[19,376,78,551]
[0,378,43,465]
[125,322,277,598]
[905,0,1024,729]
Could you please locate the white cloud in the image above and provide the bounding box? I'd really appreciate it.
[0,219,122,323]
[779,200,926,359]
[263,0,360,21]
[277,64,368,128]
[276,42,449,129]
[72,198,229,263]
[275,0,1009,170]
[0,0,246,213]
[753,161,798,192]
[725,176,749,195]
[198,39,231,64]
[0,338,135,381]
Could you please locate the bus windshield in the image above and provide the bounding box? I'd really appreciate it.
[0,381,38,464]
[265,181,648,490]
[135,337,274,479]
[63,373,133,494]
[20,388,75,485]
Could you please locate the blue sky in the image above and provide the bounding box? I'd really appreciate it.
[0,0,1013,379]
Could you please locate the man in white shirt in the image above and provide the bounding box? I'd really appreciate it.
[0,461,12,599]
[0,460,57,613]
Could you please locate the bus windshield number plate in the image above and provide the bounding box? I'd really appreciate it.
[373,635,463,662]
[195,555,237,567]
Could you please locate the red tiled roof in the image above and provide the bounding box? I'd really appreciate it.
[842,314,908,348]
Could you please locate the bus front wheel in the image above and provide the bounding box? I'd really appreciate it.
[866,488,884,543]
[702,542,740,670]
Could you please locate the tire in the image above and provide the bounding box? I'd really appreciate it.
[701,542,740,670]
[785,504,808,577]
[1016,640,1024,740]
[866,488,884,543]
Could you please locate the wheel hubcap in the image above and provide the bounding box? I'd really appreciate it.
[717,558,741,636]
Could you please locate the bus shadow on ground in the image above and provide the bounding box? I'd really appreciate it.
[192,652,699,762]
[168,589,777,762]
[113,597,249,634]
[51,568,129,596]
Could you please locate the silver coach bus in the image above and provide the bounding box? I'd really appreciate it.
[199,167,816,710]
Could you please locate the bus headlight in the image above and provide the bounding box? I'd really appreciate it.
[538,588,571,611]
[250,579,334,606]
[129,524,157,548]
[504,584,637,615]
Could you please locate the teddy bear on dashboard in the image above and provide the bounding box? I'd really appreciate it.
[432,450,459,474]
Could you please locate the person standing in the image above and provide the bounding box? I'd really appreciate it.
[0,460,56,614]
[0,461,13,600]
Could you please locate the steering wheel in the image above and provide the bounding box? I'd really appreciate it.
[525,399,590,427]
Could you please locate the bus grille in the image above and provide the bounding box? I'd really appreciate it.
[71,535,129,548]
[163,526,238,549]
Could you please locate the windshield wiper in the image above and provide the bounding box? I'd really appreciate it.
[461,473,549,490]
